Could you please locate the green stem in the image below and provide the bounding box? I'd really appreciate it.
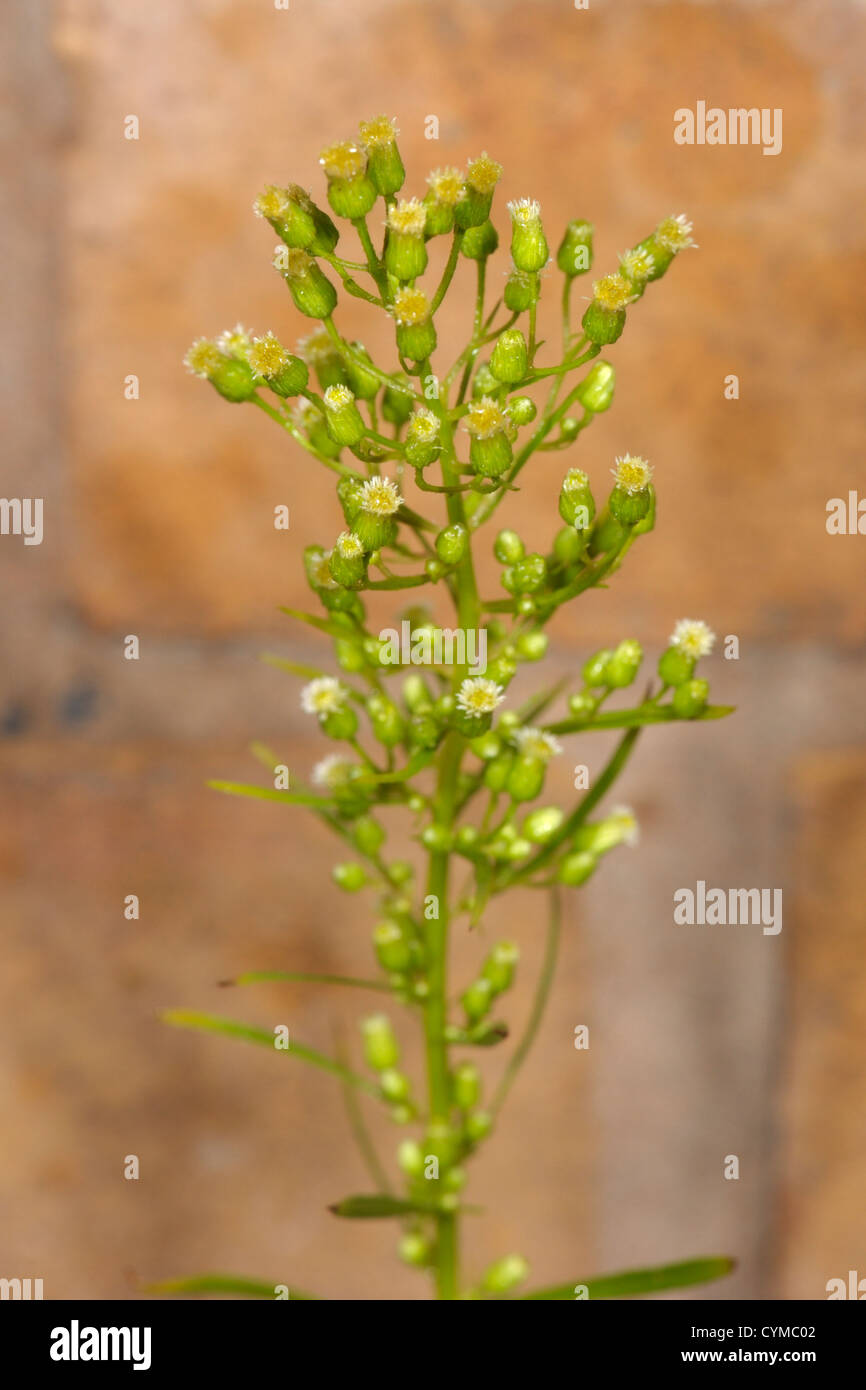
[491,888,561,1114]
[430,230,464,313]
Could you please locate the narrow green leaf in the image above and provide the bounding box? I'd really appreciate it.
[160,1010,380,1096]
[219,970,390,993]
[521,1255,736,1300]
[260,653,328,680]
[329,1194,432,1219]
[144,1273,318,1300]
[545,703,736,736]
[207,780,328,807]
[278,606,356,639]
[375,749,435,782]
[249,741,282,773]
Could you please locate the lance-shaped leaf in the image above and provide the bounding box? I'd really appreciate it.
[218,970,390,993]
[329,1194,437,1219]
[521,1255,736,1300]
[145,1274,318,1300]
[160,1010,380,1096]
[207,780,329,808]
[545,703,736,736]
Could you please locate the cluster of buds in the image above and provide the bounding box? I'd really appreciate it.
[179,118,730,1301]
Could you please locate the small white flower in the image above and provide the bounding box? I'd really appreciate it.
[426,166,464,206]
[183,338,223,378]
[656,213,696,253]
[359,477,401,516]
[611,454,653,494]
[247,332,290,379]
[592,273,636,313]
[391,286,430,326]
[217,323,252,357]
[312,754,354,788]
[456,677,505,718]
[619,246,656,283]
[562,468,590,494]
[507,197,541,225]
[386,198,427,237]
[670,618,715,659]
[466,396,508,439]
[407,408,439,443]
[466,152,502,195]
[336,530,364,559]
[301,677,347,717]
[609,805,640,847]
[514,727,562,761]
[323,384,355,411]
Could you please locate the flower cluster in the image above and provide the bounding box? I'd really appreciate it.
[173,117,732,1303]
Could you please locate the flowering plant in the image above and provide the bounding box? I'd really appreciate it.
[158,117,734,1301]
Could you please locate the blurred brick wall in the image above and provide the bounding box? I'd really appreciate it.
[1,0,864,1299]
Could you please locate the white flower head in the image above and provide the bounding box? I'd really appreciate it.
[507,198,541,226]
[609,805,640,847]
[387,197,427,237]
[183,337,223,378]
[391,286,431,326]
[514,727,562,761]
[592,273,636,312]
[427,166,464,206]
[301,677,347,717]
[656,213,696,253]
[619,246,656,283]
[358,115,399,149]
[323,383,355,411]
[248,332,290,379]
[456,677,505,718]
[466,152,503,195]
[670,618,715,659]
[612,454,653,494]
[312,754,354,789]
[217,323,252,357]
[407,408,439,444]
[562,468,590,494]
[466,396,508,440]
[336,530,364,559]
[359,477,401,516]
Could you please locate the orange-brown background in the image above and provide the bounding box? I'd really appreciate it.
[2,0,864,1300]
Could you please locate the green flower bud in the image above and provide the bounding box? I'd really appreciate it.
[483,941,519,994]
[558,469,596,530]
[322,385,366,447]
[454,153,503,229]
[385,198,429,280]
[658,646,695,686]
[508,553,547,594]
[393,286,437,361]
[338,341,379,400]
[471,362,499,398]
[453,1062,481,1112]
[560,417,581,442]
[209,356,257,403]
[435,523,468,566]
[604,638,643,689]
[504,268,538,313]
[516,630,548,662]
[421,823,453,853]
[455,826,481,855]
[492,525,525,565]
[589,513,628,555]
[583,648,613,688]
[361,1013,400,1072]
[329,530,368,588]
[373,920,412,973]
[276,248,338,319]
[484,752,513,792]
[333,860,368,892]
[399,1232,432,1267]
[490,328,529,384]
[572,807,638,855]
[567,691,597,720]
[367,693,406,746]
[462,977,494,1023]
[352,814,385,855]
[408,711,441,750]
[443,1166,467,1193]
[246,333,309,398]
[461,220,499,260]
[553,525,585,567]
[465,1110,493,1143]
[382,374,414,425]
[424,194,454,238]
[397,1138,425,1178]
[609,485,651,526]
[254,184,319,249]
[558,850,598,886]
[508,199,548,273]
[523,805,564,843]
[402,672,433,712]
[507,395,537,426]
[321,705,359,740]
[380,1067,411,1103]
[673,677,710,719]
[467,397,513,479]
[506,753,546,802]
[319,141,377,219]
[556,218,593,277]
[574,360,615,413]
[351,475,402,552]
[470,731,501,760]
[386,859,414,886]
[483,1254,530,1294]
[358,116,405,196]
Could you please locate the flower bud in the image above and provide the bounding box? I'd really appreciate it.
[558,849,597,886]
[387,860,414,886]
[581,273,634,345]
[385,198,429,280]
[574,360,615,413]
[494,529,525,565]
[361,1013,400,1071]
[609,454,653,526]
[506,753,546,802]
[462,976,494,1023]
[558,469,596,531]
[405,408,441,468]
[604,638,643,688]
[322,384,366,447]
[367,692,406,746]
[408,711,441,750]
[380,1067,411,1103]
[523,805,564,843]
[397,1138,425,1178]
[508,199,548,273]
[382,374,414,425]
[516,630,548,662]
[402,672,433,712]
[452,1063,481,1112]
[253,184,315,249]
[246,333,309,397]
[504,267,538,313]
[471,362,499,398]
[321,705,359,740]
[466,397,513,479]
[352,476,402,552]
[456,825,481,855]
[553,525,585,567]
[319,141,377,219]
[483,1254,530,1294]
[483,941,519,994]
[504,553,546,594]
[399,1232,432,1267]
[392,287,437,362]
[465,1110,493,1143]
[339,341,379,399]
[572,806,639,855]
[658,646,695,686]
[210,356,257,403]
[352,815,385,856]
[333,860,368,892]
[275,248,338,319]
[635,215,695,282]
[505,399,535,431]
[484,752,513,793]
[583,648,613,688]
[461,219,499,261]
[421,823,453,853]
[358,115,405,196]
[328,530,367,588]
[672,677,709,719]
[424,166,465,236]
[373,920,412,972]
[490,328,529,385]
[556,218,593,277]
[435,523,468,566]
[454,152,503,229]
